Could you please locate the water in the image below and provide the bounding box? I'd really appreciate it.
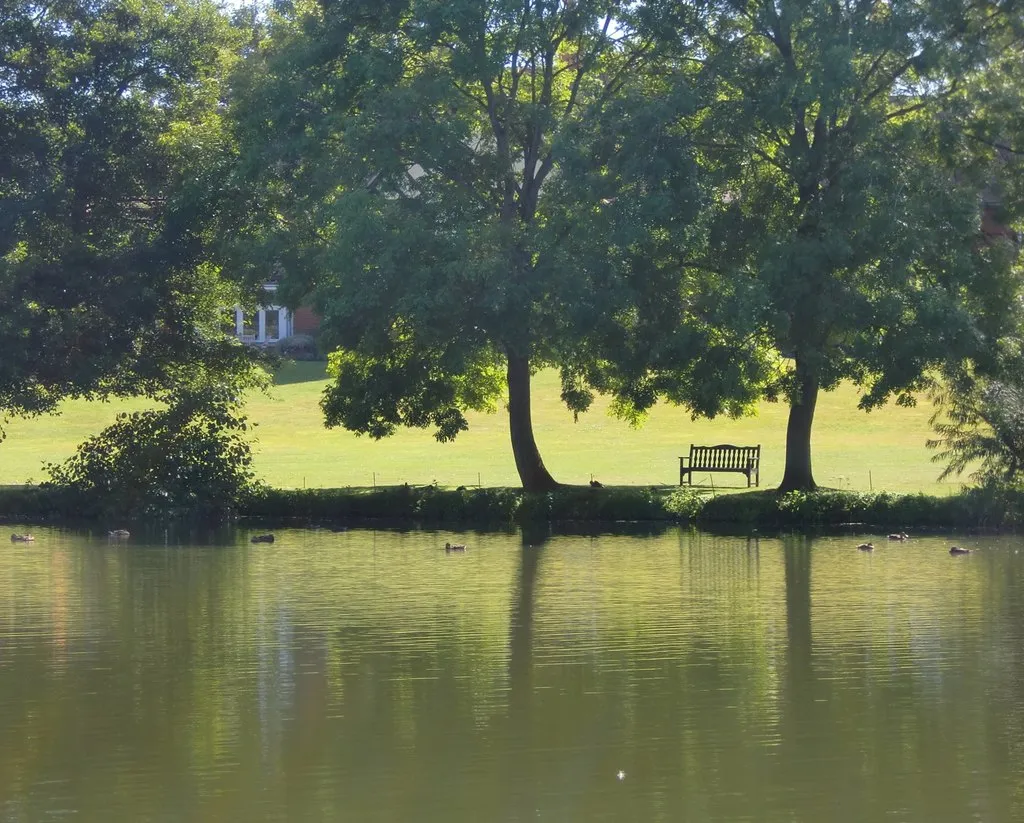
[1,526,1023,822]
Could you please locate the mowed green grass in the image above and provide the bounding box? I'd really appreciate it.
[0,361,965,494]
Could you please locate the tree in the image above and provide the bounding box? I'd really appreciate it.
[229,0,704,490]
[0,0,253,432]
[920,9,1024,490]
[619,0,1024,491]
[927,363,1024,486]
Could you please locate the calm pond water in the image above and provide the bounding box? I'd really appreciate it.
[1,525,1023,822]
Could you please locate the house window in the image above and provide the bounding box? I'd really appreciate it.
[241,312,258,342]
[265,308,281,341]
[230,292,293,345]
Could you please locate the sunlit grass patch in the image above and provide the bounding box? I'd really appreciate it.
[0,365,963,494]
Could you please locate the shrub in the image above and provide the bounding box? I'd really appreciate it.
[661,488,707,520]
[44,389,259,521]
[519,486,687,523]
[270,334,321,361]
[241,484,700,526]
[245,485,522,524]
[699,487,1024,530]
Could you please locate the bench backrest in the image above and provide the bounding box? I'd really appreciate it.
[689,444,760,469]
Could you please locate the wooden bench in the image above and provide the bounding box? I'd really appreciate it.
[679,444,761,487]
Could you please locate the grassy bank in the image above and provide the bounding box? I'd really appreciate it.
[3,483,1020,532]
[0,363,963,494]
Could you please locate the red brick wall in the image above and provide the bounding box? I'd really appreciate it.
[292,305,321,335]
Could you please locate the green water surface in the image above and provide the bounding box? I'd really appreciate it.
[0,527,1021,822]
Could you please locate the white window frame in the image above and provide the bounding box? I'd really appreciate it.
[233,284,293,344]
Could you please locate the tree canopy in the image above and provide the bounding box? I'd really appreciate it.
[594,0,1024,490]
[230,0,715,490]
[225,0,1024,493]
[0,0,254,431]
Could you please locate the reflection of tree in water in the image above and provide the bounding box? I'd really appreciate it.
[503,528,771,821]
[779,535,881,821]
[504,527,544,822]
[777,535,1024,821]
[0,542,252,818]
[783,536,813,700]
[779,535,896,821]
[503,526,630,822]
[508,533,542,690]
[990,558,1024,817]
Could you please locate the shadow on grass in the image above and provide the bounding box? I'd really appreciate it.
[272,360,329,386]
[683,478,765,491]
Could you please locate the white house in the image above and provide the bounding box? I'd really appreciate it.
[231,283,294,345]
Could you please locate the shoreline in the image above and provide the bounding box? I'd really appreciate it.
[1,483,1021,532]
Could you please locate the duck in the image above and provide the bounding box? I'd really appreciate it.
[857,542,874,551]
[445,542,467,552]
[10,534,35,542]
[589,479,603,488]
[887,532,909,541]
[251,534,275,544]
[949,545,971,555]
[108,529,130,539]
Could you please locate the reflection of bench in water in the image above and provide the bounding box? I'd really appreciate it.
[679,444,761,487]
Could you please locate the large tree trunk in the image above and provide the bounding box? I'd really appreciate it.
[779,359,819,492]
[507,353,559,491]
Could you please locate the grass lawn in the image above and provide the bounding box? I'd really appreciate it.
[0,361,966,494]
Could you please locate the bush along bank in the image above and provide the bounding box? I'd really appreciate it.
[242,484,1024,529]
[697,486,1024,530]
[0,483,704,526]
[242,484,704,526]
[2,482,1023,530]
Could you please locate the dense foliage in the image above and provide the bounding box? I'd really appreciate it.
[928,367,1024,485]
[45,382,261,520]
[0,0,253,431]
